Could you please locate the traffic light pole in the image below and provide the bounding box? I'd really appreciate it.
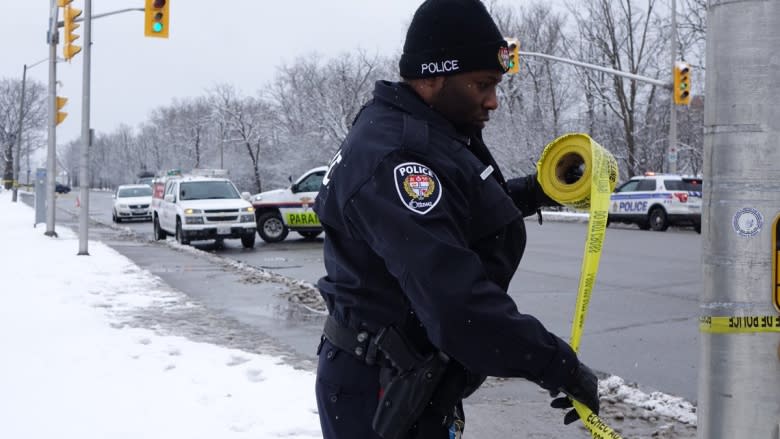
[698,2,780,437]
[77,0,91,255]
[518,51,669,88]
[45,0,59,237]
[668,0,678,175]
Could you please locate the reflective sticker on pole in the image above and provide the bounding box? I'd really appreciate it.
[699,316,780,333]
[774,215,780,312]
[537,133,620,439]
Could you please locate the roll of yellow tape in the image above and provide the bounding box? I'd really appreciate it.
[535,133,623,439]
[535,133,618,210]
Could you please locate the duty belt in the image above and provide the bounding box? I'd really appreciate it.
[323,315,424,372]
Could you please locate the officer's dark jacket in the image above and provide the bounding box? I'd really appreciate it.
[314,80,577,391]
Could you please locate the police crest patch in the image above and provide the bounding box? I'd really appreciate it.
[394,162,442,215]
[498,46,511,72]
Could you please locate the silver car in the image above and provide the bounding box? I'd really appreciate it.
[113,184,153,223]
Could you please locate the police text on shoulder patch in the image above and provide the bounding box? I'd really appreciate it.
[394,162,442,215]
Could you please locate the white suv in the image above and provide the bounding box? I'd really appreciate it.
[608,173,703,233]
[251,166,326,243]
[152,176,257,248]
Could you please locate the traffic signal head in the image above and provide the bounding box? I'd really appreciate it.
[60,0,82,61]
[505,38,520,75]
[145,0,170,38]
[673,61,691,105]
[56,96,68,125]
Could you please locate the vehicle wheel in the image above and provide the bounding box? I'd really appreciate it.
[241,234,256,249]
[648,207,669,231]
[112,210,119,223]
[694,224,701,234]
[175,218,190,245]
[298,230,322,240]
[257,211,289,243]
[153,216,167,240]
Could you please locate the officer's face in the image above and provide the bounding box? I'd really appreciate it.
[430,70,502,129]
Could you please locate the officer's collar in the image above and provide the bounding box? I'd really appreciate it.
[373,80,472,146]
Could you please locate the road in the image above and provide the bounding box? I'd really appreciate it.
[80,190,701,399]
[37,190,702,437]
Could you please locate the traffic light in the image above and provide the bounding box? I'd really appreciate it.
[145,0,170,38]
[60,0,82,61]
[673,61,691,105]
[56,96,68,125]
[506,38,520,74]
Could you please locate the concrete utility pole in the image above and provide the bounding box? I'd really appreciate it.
[45,0,59,237]
[77,0,92,255]
[698,1,780,438]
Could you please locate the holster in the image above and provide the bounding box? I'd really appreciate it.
[371,351,450,439]
[321,315,476,439]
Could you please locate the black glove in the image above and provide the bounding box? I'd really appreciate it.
[506,173,560,217]
[549,362,600,425]
[562,162,585,184]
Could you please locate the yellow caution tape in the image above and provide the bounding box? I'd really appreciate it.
[537,133,620,439]
[700,315,780,333]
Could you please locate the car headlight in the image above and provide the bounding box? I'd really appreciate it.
[240,214,255,223]
[184,208,203,214]
[185,216,204,224]
[118,204,128,208]
[241,207,255,213]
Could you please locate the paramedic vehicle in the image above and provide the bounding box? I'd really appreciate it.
[251,166,327,243]
[608,173,702,233]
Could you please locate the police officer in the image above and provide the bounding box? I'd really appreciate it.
[313,1,600,438]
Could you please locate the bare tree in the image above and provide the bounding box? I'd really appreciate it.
[210,84,271,193]
[265,51,391,183]
[567,0,667,177]
[0,77,46,188]
[486,1,573,176]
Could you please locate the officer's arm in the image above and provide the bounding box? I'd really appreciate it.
[343,161,578,392]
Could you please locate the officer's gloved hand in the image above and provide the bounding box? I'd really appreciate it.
[506,173,560,217]
[549,362,600,425]
[562,163,585,184]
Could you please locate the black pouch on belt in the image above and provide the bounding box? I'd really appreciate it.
[371,351,450,439]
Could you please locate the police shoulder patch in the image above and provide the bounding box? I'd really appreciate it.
[394,162,442,215]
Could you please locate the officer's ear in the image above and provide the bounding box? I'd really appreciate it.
[406,77,446,105]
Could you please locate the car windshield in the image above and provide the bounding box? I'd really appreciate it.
[179,181,240,200]
[665,179,703,191]
[118,187,153,198]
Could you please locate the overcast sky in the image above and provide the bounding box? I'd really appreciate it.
[3,1,423,145]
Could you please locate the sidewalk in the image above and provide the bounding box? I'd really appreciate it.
[0,191,321,439]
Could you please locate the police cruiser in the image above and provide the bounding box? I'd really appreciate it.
[608,172,702,233]
[251,166,326,243]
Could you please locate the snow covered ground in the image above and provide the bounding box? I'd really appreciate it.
[0,191,321,439]
[0,190,696,438]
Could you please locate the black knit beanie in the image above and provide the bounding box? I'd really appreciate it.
[399,0,510,79]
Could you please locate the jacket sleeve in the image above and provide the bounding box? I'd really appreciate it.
[343,156,578,391]
[506,173,561,217]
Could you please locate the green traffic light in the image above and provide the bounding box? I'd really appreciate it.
[152,22,163,33]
